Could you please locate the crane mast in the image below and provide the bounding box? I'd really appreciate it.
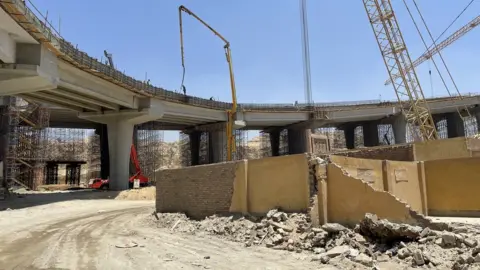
[362,0,438,141]
[385,15,480,86]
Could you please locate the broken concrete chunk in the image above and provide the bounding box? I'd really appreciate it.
[325,245,350,258]
[442,232,457,247]
[412,250,425,266]
[352,253,373,267]
[266,209,277,219]
[359,213,422,242]
[463,238,477,248]
[397,247,412,259]
[268,220,293,232]
[322,223,347,233]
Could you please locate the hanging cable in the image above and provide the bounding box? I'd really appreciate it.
[402,0,470,121]
[410,0,475,134]
[429,0,476,49]
[428,60,433,98]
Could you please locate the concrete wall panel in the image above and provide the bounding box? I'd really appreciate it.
[425,157,480,217]
[384,160,424,214]
[247,154,310,214]
[329,156,384,190]
[325,164,417,225]
[413,137,471,161]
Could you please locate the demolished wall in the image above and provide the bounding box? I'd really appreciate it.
[320,163,421,226]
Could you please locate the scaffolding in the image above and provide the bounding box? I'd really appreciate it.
[136,122,163,183]
[179,126,248,167]
[4,98,49,190]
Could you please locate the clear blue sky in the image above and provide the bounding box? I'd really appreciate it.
[31,0,479,140]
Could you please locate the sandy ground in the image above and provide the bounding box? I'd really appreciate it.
[0,198,334,270]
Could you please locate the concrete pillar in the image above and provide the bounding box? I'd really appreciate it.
[107,121,135,190]
[446,112,465,138]
[476,111,480,133]
[363,121,379,147]
[208,130,227,163]
[392,114,407,144]
[189,131,201,166]
[95,124,110,180]
[287,128,310,154]
[344,125,355,150]
[130,125,139,175]
[269,130,280,156]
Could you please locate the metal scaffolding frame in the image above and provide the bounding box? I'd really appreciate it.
[136,122,164,183]
[4,98,49,190]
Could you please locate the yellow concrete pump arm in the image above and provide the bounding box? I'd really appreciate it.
[179,5,238,161]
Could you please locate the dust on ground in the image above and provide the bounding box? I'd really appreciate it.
[152,209,480,269]
[115,186,156,200]
[0,200,326,270]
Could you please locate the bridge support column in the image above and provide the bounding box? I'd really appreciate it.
[95,124,110,180]
[106,121,135,190]
[343,125,355,150]
[189,131,201,166]
[363,121,379,147]
[209,130,227,163]
[392,114,407,144]
[78,102,165,190]
[446,112,465,138]
[475,111,480,133]
[269,130,280,156]
[287,128,310,154]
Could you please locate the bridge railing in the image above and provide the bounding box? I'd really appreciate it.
[3,0,478,113]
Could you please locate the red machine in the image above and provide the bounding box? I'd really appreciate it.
[88,144,149,189]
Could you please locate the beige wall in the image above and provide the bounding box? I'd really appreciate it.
[246,155,310,214]
[383,160,426,214]
[329,156,384,190]
[157,154,310,218]
[413,137,475,161]
[425,157,480,216]
[323,164,418,225]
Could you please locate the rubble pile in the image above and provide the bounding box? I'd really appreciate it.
[153,211,480,269]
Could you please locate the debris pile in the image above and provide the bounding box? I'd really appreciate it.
[153,211,480,268]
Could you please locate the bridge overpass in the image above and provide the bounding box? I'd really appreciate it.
[1,0,479,189]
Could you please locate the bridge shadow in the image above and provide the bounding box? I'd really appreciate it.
[0,189,122,211]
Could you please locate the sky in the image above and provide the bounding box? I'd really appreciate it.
[29,0,479,141]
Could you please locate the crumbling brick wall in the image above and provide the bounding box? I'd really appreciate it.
[156,162,237,219]
[329,144,414,161]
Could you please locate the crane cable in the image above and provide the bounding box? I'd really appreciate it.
[430,0,476,49]
[401,1,469,116]
[410,0,476,136]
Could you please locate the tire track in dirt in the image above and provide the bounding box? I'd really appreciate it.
[0,203,325,270]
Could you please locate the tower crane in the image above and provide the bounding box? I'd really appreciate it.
[362,0,438,141]
[178,5,238,161]
[385,15,480,85]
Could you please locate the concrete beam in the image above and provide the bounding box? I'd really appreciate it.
[46,88,120,111]
[0,29,15,63]
[0,75,57,95]
[78,108,164,125]
[18,94,84,112]
[27,91,102,111]
[58,61,140,109]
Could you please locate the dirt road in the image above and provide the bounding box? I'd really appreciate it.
[0,200,329,270]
